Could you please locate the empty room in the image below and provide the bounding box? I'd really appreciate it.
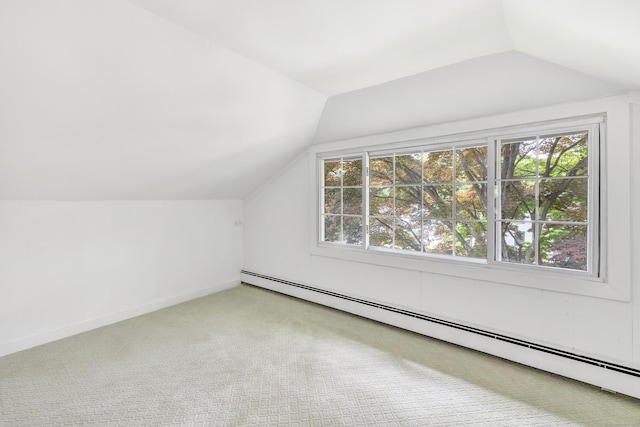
[1,0,640,425]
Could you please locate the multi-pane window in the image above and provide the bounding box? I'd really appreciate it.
[369,152,423,252]
[319,119,600,276]
[368,146,487,258]
[321,157,363,245]
[496,132,591,271]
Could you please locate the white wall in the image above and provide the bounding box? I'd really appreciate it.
[631,100,640,367]
[313,51,624,144]
[0,200,243,357]
[243,93,640,395]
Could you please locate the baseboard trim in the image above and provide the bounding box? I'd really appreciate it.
[0,279,240,358]
[241,270,640,399]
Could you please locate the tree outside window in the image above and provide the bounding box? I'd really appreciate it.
[320,121,598,276]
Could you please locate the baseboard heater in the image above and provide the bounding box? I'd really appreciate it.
[241,270,640,379]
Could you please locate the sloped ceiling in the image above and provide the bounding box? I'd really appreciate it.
[127,0,513,96]
[0,0,325,200]
[1,0,639,200]
[313,51,628,144]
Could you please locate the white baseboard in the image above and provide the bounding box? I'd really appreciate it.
[0,279,240,358]
[241,272,640,400]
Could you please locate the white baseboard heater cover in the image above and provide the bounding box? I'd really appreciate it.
[240,270,640,399]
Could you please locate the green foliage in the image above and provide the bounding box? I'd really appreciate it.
[322,158,363,245]
[369,149,488,256]
[325,131,590,270]
[499,133,589,270]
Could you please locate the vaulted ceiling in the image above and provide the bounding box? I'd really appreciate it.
[1,0,639,200]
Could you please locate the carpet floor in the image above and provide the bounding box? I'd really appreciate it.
[1,284,639,426]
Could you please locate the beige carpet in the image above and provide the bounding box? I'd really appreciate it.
[1,284,639,426]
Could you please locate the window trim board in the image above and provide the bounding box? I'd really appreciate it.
[318,121,600,276]
[307,99,632,302]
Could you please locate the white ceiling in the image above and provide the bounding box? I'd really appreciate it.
[313,51,627,144]
[128,0,640,95]
[128,0,513,96]
[1,0,639,200]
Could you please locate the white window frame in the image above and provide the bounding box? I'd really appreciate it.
[319,156,365,245]
[364,141,490,258]
[311,114,612,295]
[488,123,601,278]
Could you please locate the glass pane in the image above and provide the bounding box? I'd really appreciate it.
[343,217,363,246]
[324,188,341,214]
[422,220,453,255]
[500,221,535,265]
[455,221,487,259]
[342,159,363,186]
[370,157,393,186]
[323,216,341,243]
[324,160,341,186]
[456,146,487,182]
[394,218,421,251]
[369,187,393,216]
[370,218,393,248]
[501,180,535,220]
[423,185,453,219]
[423,150,453,184]
[395,153,422,184]
[540,224,588,271]
[343,188,362,215]
[539,178,588,222]
[539,132,588,178]
[395,186,421,218]
[501,139,537,179]
[456,183,487,220]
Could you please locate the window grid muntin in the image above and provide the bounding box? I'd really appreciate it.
[320,156,365,246]
[318,119,601,278]
[367,145,487,258]
[494,129,591,272]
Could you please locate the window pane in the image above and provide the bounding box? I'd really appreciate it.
[370,187,393,216]
[370,218,393,248]
[395,186,421,218]
[396,153,422,184]
[343,159,363,186]
[320,121,596,276]
[423,150,453,184]
[540,224,588,271]
[422,220,453,255]
[540,178,588,222]
[456,184,486,220]
[456,146,487,182]
[370,157,393,186]
[423,185,453,219]
[343,217,363,246]
[343,188,362,215]
[539,133,588,178]
[324,160,341,186]
[394,218,421,251]
[501,139,537,179]
[324,188,341,214]
[455,221,487,259]
[501,180,535,220]
[500,221,535,265]
[323,216,341,243]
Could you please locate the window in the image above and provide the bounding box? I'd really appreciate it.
[321,157,364,245]
[318,117,601,277]
[496,132,592,272]
[368,146,487,258]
